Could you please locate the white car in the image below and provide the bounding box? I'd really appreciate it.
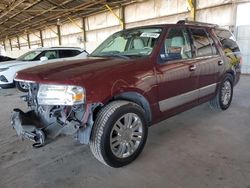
[0,47,88,91]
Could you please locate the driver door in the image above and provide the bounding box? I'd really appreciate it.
[156,27,200,114]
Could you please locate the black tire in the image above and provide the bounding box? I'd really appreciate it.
[0,83,15,89]
[210,74,234,111]
[16,81,29,92]
[90,100,148,168]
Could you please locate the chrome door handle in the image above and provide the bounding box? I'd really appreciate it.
[218,60,224,66]
[189,65,196,71]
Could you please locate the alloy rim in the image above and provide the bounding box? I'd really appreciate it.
[110,113,143,158]
[221,80,232,106]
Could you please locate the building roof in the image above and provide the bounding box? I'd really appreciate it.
[0,0,135,41]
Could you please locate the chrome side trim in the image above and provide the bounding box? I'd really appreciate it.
[159,83,217,112]
[199,83,217,98]
[159,89,198,112]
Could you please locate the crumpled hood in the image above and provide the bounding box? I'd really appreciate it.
[15,57,131,86]
[0,60,28,68]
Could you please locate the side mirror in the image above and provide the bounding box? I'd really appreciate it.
[167,46,182,54]
[40,56,48,62]
[159,46,182,62]
[160,52,182,62]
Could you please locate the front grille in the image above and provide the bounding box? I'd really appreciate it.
[0,75,8,82]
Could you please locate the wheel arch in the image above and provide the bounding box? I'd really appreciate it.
[225,69,236,83]
[112,91,152,123]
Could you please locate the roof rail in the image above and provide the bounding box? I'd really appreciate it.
[177,19,218,28]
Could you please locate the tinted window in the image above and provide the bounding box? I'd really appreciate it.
[215,29,241,67]
[159,27,192,63]
[59,50,81,58]
[190,28,215,57]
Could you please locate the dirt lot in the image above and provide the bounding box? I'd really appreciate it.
[0,76,250,188]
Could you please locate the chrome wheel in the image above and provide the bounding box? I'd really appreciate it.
[110,113,143,158]
[221,80,232,106]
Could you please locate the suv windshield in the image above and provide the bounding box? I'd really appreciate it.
[17,50,42,61]
[91,28,162,58]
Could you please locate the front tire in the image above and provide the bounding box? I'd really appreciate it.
[90,101,148,167]
[210,74,233,110]
[16,81,29,92]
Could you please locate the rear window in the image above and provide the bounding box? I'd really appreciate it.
[215,29,241,67]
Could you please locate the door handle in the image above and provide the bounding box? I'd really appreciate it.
[218,60,224,66]
[189,64,196,71]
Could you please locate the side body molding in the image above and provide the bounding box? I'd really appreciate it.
[159,83,217,112]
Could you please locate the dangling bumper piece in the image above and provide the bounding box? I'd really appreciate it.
[11,109,46,148]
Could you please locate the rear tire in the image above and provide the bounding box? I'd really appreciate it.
[210,74,233,111]
[16,81,29,92]
[89,100,148,168]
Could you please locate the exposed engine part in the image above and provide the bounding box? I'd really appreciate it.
[11,83,102,147]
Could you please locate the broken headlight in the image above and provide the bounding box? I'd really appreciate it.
[37,84,85,106]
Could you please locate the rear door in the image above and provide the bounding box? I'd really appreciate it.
[189,27,223,101]
[156,26,200,113]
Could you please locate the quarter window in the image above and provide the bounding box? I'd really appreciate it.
[215,29,240,53]
[190,28,217,57]
[215,29,241,67]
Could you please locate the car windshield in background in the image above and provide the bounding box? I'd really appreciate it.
[17,51,42,61]
[91,28,163,58]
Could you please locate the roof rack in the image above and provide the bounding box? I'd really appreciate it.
[177,19,218,28]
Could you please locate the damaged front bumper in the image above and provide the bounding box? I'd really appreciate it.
[11,104,95,148]
[11,109,46,148]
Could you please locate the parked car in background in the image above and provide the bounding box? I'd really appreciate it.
[0,55,15,62]
[12,20,241,167]
[0,47,88,91]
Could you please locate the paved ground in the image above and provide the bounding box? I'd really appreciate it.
[0,76,250,188]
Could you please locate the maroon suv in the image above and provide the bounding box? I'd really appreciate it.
[12,20,241,167]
